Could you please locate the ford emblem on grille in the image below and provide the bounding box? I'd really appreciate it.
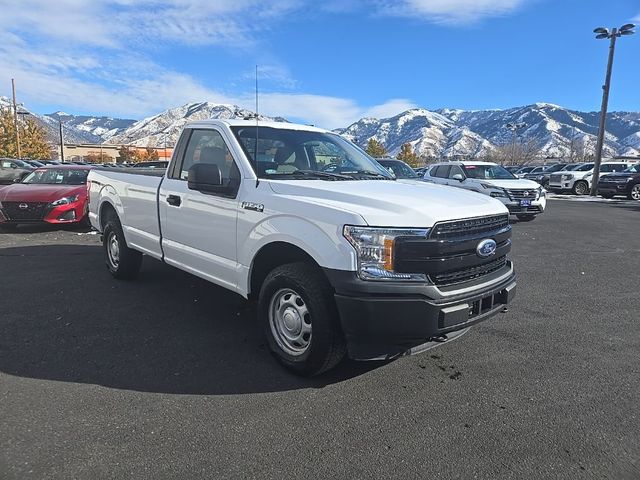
[18,203,28,209]
[476,239,497,258]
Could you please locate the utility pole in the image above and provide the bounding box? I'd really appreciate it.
[590,23,635,195]
[11,78,21,159]
[59,119,65,162]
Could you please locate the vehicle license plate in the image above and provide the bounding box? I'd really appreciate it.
[520,199,532,206]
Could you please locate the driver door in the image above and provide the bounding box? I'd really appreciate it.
[159,128,242,291]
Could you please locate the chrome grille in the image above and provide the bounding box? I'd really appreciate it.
[549,173,564,183]
[506,189,538,200]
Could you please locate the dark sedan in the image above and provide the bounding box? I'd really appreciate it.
[0,158,35,184]
[597,163,640,200]
[376,159,419,179]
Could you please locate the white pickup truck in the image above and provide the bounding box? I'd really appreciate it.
[88,119,517,375]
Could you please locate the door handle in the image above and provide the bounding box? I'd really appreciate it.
[166,194,181,206]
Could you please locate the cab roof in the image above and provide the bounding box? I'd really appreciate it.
[184,119,331,134]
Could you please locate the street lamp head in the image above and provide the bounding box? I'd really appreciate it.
[593,27,609,34]
[620,30,635,36]
[595,33,610,39]
[620,23,635,32]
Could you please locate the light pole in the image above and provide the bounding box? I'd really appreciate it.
[505,122,526,165]
[590,23,635,196]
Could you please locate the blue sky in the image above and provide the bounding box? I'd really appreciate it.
[0,0,638,128]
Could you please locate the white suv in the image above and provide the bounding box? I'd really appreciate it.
[424,161,546,222]
[548,161,633,195]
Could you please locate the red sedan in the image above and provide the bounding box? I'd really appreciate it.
[0,165,93,230]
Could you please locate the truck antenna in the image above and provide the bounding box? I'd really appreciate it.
[254,64,260,188]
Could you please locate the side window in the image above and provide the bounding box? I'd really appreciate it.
[0,161,10,168]
[177,129,240,185]
[429,166,440,177]
[435,165,451,178]
[448,165,464,179]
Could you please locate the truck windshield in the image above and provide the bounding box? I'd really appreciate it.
[21,169,89,185]
[230,126,393,180]
[462,164,516,180]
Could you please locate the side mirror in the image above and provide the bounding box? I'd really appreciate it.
[452,173,464,182]
[10,164,17,169]
[187,163,224,193]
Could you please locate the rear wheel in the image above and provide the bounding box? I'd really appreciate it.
[628,184,640,201]
[516,214,536,222]
[573,181,589,195]
[102,214,142,280]
[258,262,346,376]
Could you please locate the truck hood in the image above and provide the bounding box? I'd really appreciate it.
[268,180,508,227]
[480,179,542,190]
[0,184,85,203]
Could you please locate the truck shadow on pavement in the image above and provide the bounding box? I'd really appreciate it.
[0,244,384,395]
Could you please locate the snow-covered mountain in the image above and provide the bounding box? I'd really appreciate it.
[108,102,286,147]
[338,103,640,159]
[1,96,134,144]
[45,112,135,143]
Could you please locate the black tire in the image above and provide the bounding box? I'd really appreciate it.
[0,223,18,232]
[600,193,615,199]
[102,213,142,280]
[628,184,640,201]
[542,180,550,190]
[516,214,536,222]
[573,180,589,195]
[258,262,346,376]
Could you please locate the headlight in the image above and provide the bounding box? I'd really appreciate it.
[627,177,634,182]
[343,226,429,281]
[490,189,508,198]
[561,174,573,180]
[50,194,79,206]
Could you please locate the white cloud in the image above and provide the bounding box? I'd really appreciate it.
[375,0,530,24]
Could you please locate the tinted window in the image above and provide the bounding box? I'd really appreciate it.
[463,164,516,180]
[448,165,465,179]
[575,163,594,172]
[22,169,88,185]
[377,160,417,179]
[432,165,451,178]
[600,164,626,173]
[178,129,240,185]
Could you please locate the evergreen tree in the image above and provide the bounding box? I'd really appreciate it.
[365,138,387,158]
[397,143,419,167]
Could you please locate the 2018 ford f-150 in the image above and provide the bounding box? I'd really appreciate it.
[88,120,517,375]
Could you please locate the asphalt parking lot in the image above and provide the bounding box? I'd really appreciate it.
[1,199,639,479]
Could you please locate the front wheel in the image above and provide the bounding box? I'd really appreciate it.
[102,215,142,280]
[516,214,536,222]
[258,262,346,376]
[628,184,640,201]
[573,181,589,195]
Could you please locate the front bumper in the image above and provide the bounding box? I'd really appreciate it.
[324,267,517,360]
[503,197,546,215]
[0,201,88,225]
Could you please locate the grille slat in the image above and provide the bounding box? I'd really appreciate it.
[1,202,50,221]
[430,214,509,239]
[506,189,538,200]
[432,256,507,286]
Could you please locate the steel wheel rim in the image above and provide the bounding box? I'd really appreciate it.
[269,288,312,356]
[107,231,120,268]
[632,185,640,200]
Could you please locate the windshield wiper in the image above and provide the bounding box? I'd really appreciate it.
[267,170,352,180]
[346,170,394,180]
